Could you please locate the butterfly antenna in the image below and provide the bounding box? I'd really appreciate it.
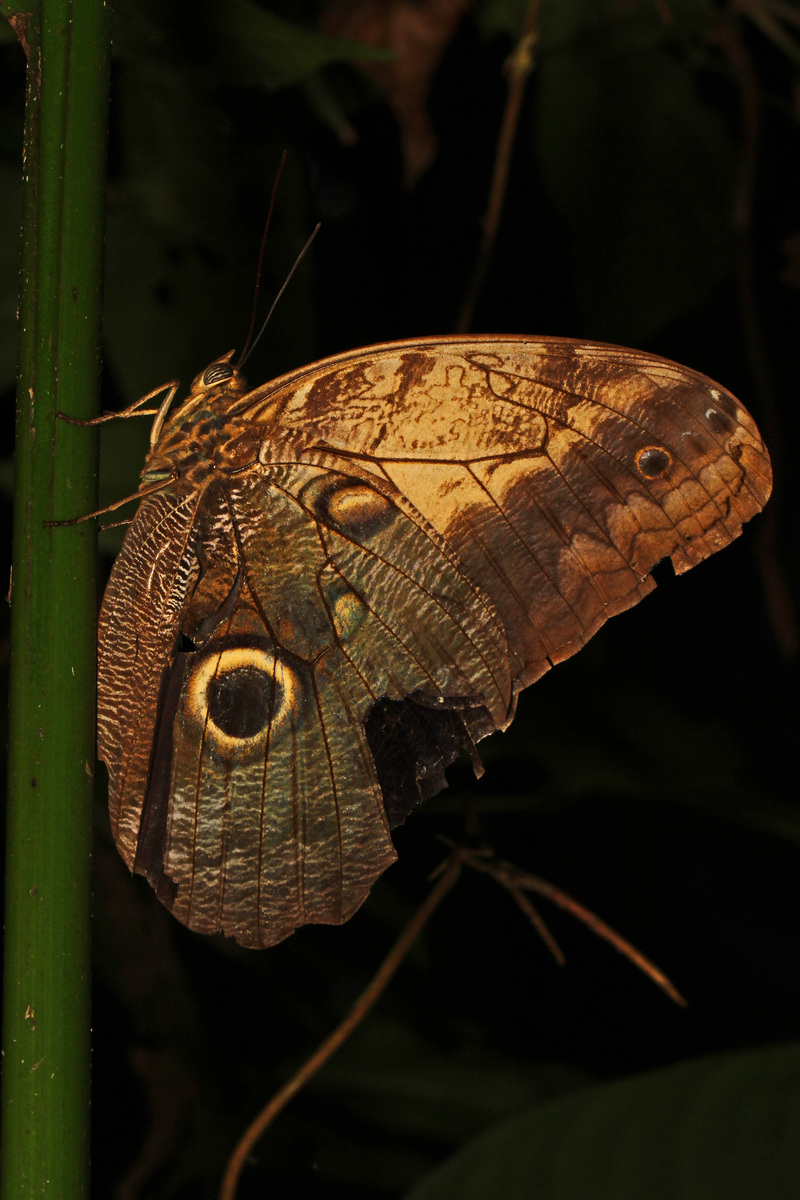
[237,150,288,366]
[238,222,321,370]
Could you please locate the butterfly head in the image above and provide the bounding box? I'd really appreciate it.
[188,350,236,391]
[165,350,251,428]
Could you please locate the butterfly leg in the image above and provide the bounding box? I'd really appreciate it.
[48,381,183,528]
[56,379,180,431]
[46,474,178,527]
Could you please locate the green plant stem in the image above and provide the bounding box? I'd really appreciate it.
[1,1,109,1197]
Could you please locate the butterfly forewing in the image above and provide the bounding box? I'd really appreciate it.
[99,336,772,947]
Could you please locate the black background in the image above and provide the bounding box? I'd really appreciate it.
[1,1,799,1197]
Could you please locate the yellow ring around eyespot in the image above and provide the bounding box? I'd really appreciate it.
[635,445,672,478]
[185,647,299,751]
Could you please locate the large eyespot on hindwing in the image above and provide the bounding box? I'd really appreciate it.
[134,640,302,900]
[301,472,398,541]
[184,644,300,753]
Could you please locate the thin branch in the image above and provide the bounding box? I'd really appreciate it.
[218,858,462,1200]
[713,11,796,655]
[448,844,686,1007]
[736,0,800,66]
[456,0,545,333]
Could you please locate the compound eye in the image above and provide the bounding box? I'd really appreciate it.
[203,362,235,387]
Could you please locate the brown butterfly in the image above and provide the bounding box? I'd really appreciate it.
[98,336,772,948]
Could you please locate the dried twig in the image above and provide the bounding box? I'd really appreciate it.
[456,0,545,332]
[713,13,796,655]
[219,857,462,1200]
[444,842,687,1007]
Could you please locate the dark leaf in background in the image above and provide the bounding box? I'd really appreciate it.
[405,1041,800,1200]
[320,0,473,184]
[533,4,738,341]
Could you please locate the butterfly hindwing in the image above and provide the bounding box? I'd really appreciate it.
[101,455,512,947]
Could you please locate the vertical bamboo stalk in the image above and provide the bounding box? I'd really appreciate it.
[1,0,109,1196]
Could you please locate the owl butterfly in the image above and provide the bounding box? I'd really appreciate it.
[99,336,771,948]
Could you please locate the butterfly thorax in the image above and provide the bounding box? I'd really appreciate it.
[142,359,263,489]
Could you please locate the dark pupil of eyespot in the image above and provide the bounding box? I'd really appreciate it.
[208,668,273,739]
[639,448,670,477]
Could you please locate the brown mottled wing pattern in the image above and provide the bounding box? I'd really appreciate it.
[98,336,771,949]
[250,337,771,688]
